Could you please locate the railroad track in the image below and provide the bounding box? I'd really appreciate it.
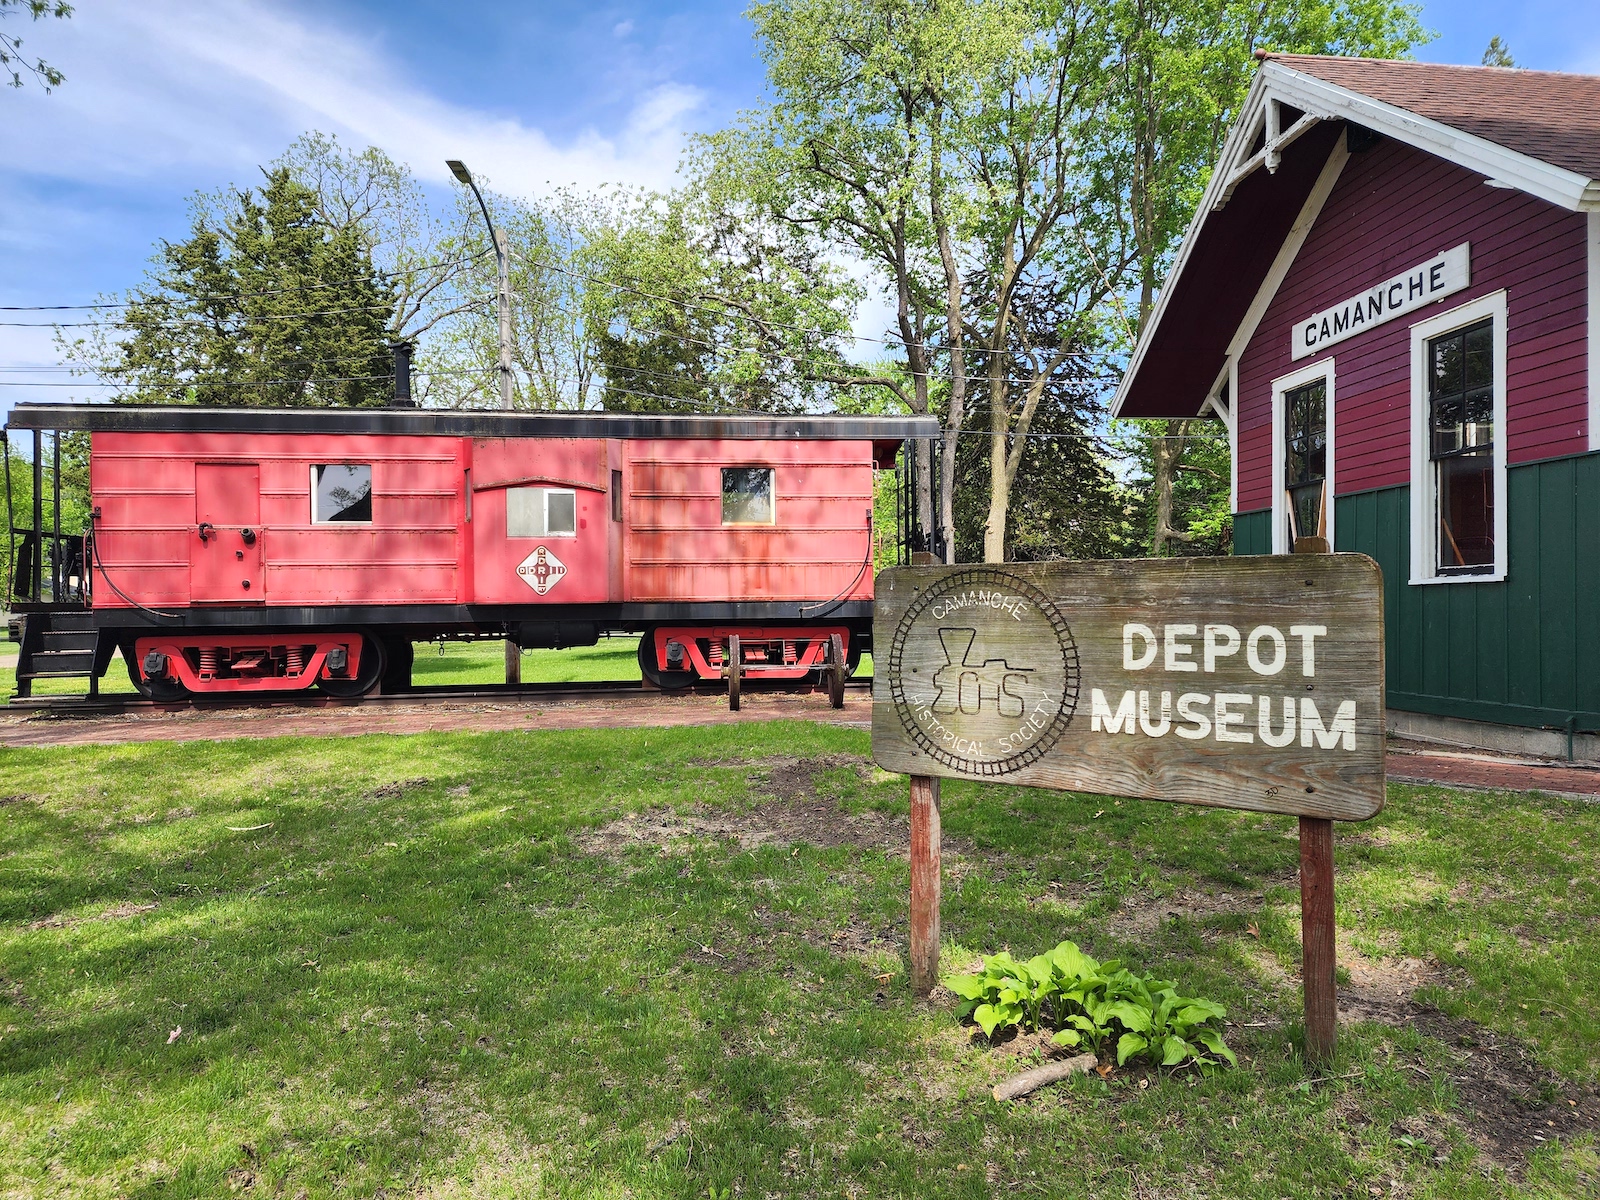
[8,676,872,717]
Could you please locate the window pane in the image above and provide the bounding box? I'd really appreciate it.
[1431,333,1463,397]
[1437,454,1494,572]
[1464,388,1494,449]
[722,467,774,524]
[1282,380,1325,490]
[1464,322,1493,391]
[313,464,372,523]
[506,487,545,537]
[546,490,576,535]
[1431,398,1464,458]
[1290,481,1323,542]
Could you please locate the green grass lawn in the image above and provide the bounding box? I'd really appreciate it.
[0,725,1593,1198]
[1,637,873,696]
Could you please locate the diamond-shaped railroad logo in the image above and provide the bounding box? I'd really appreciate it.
[516,545,568,594]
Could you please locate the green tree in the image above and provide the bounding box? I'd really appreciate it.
[65,168,398,407]
[1481,36,1514,67]
[1,0,70,93]
[1102,0,1430,554]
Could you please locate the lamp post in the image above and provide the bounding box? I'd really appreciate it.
[448,159,521,682]
[446,160,514,411]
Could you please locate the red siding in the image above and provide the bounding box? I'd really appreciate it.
[1237,139,1589,513]
[624,439,874,603]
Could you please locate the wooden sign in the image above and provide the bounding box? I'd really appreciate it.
[871,555,1385,821]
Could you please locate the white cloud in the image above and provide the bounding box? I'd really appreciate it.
[614,19,636,37]
[8,0,704,200]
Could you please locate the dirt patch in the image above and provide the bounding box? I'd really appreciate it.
[1333,955,1598,1175]
[1099,885,1266,937]
[0,794,37,807]
[578,754,977,860]
[27,901,158,931]
[367,777,432,799]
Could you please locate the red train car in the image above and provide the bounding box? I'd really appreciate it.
[4,404,936,699]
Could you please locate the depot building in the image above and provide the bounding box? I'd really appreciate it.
[1114,54,1600,755]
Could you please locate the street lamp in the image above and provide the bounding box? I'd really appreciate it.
[446,159,514,412]
[448,159,521,684]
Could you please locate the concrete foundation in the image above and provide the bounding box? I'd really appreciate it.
[1387,708,1600,763]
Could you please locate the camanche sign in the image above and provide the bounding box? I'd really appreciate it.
[871,556,1385,821]
[1290,243,1469,361]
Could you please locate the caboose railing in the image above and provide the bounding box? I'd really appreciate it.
[4,428,86,607]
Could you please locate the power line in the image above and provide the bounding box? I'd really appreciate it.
[0,249,494,312]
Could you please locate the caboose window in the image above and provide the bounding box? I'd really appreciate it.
[311,464,372,523]
[507,487,577,537]
[722,467,774,525]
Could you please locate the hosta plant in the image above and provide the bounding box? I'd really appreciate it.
[946,940,1235,1072]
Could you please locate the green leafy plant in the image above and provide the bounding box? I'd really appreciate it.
[946,940,1235,1072]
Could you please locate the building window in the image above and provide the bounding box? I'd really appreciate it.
[1409,292,1507,584]
[311,464,372,523]
[507,487,577,537]
[1270,359,1335,554]
[611,470,623,522]
[721,467,775,525]
[1428,320,1495,574]
[1284,378,1327,546]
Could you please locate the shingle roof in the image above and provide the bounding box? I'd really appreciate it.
[1263,54,1600,180]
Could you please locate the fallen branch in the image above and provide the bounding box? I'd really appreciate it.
[227,822,273,832]
[992,1053,1097,1102]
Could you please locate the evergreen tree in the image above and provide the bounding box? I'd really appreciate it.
[70,168,397,407]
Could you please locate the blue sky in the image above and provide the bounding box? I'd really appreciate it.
[3,0,1597,408]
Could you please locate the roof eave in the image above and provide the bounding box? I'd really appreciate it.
[1265,61,1599,212]
[1109,74,1276,420]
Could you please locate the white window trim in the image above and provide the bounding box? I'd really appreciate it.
[507,486,578,538]
[1588,211,1599,453]
[1408,290,1508,585]
[1270,358,1336,554]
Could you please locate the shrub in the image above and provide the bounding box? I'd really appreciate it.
[946,940,1236,1072]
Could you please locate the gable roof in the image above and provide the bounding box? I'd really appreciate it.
[1112,56,1600,420]
[1270,55,1600,180]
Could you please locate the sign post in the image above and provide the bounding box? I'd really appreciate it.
[873,556,1385,1062]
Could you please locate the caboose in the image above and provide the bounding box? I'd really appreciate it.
[4,404,937,700]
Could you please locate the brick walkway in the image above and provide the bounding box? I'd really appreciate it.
[2,694,1596,799]
[1385,746,1600,798]
[0,688,872,750]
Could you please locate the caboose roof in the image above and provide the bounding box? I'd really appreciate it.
[4,402,939,443]
[1112,55,1600,420]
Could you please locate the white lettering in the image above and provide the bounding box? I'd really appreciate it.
[1257,696,1297,747]
[1300,697,1357,750]
[1123,624,1158,671]
[1246,625,1287,675]
[1174,693,1212,740]
[1289,624,1327,677]
[1091,688,1137,734]
[1138,690,1172,737]
[1164,624,1198,672]
[1214,693,1254,743]
[1203,624,1240,672]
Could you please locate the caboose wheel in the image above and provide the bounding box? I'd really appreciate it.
[827,633,846,709]
[317,633,385,698]
[380,636,414,693]
[636,630,693,690]
[122,644,187,702]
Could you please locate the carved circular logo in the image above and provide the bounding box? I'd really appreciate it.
[887,568,1080,777]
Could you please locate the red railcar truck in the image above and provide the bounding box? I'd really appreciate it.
[4,404,937,699]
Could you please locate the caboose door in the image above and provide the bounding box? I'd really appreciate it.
[190,463,264,603]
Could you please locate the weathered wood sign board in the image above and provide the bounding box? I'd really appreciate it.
[871,555,1385,821]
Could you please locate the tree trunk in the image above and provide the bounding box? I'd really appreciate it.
[931,109,965,565]
[1150,419,1190,556]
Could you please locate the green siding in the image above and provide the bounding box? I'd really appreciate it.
[1328,451,1600,731]
[1233,510,1271,557]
